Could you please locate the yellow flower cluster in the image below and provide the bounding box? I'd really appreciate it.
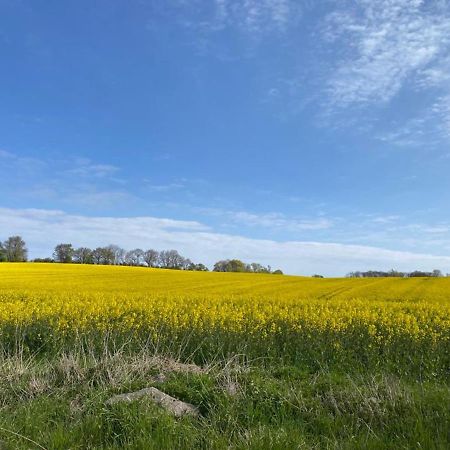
[0,263,448,346]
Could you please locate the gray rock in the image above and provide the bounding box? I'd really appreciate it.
[106,387,199,418]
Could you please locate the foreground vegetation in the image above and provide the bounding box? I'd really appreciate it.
[0,263,449,448]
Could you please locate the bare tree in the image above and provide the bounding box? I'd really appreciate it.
[3,236,28,262]
[125,249,144,266]
[73,247,93,264]
[106,245,127,265]
[143,249,159,267]
[180,258,192,270]
[159,249,184,269]
[91,247,104,265]
[249,262,271,273]
[89,247,116,265]
[101,247,115,265]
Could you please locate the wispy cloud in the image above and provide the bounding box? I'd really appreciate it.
[376,93,450,146]
[210,0,301,34]
[144,182,185,192]
[171,0,302,43]
[68,158,120,179]
[225,210,332,231]
[323,0,450,108]
[0,149,47,173]
[0,150,133,209]
[315,0,450,149]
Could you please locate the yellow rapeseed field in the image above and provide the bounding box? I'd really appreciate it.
[0,263,449,373]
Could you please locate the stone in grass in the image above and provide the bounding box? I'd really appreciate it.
[106,387,199,418]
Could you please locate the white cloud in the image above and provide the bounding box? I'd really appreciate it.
[318,0,450,147]
[218,210,332,231]
[324,0,450,108]
[1,207,450,276]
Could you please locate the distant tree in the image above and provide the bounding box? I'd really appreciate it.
[143,249,159,267]
[409,270,432,278]
[125,249,144,266]
[214,259,271,273]
[184,261,209,271]
[82,247,114,265]
[346,271,362,278]
[0,242,6,262]
[180,258,193,270]
[3,236,28,262]
[91,247,105,265]
[346,269,445,278]
[99,247,115,265]
[388,269,404,277]
[159,250,185,269]
[272,269,283,275]
[250,263,262,273]
[193,263,209,271]
[213,260,230,272]
[250,262,271,273]
[32,257,54,263]
[312,274,324,278]
[227,259,247,272]
[53,243,74,263]
[106,245,126,265]
[73,247,93,264]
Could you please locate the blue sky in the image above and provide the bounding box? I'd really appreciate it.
[1,0,450,275]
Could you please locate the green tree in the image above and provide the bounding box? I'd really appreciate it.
[3,236,28,262]
[53,243,74,263]
[228,259,247,272]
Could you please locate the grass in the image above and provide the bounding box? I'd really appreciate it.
[0,346,449,449]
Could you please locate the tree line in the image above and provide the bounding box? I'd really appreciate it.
[5,236,447,277]
[346,269,448,278]
[50,244,209,271]
[0,236,283,274]
[213,259,282,274]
